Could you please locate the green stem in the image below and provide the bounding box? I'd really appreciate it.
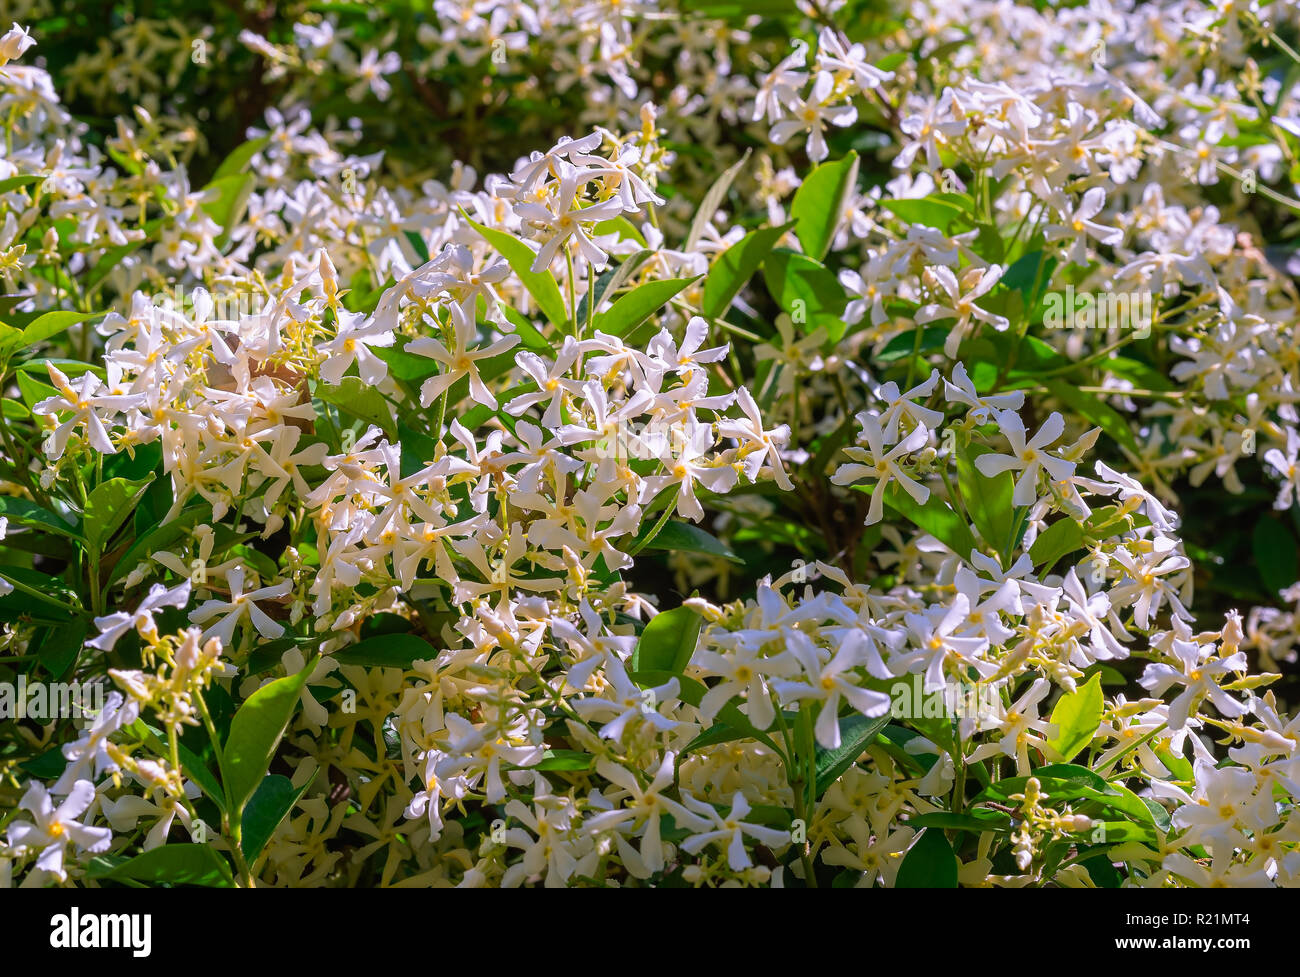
[626,487,679,557]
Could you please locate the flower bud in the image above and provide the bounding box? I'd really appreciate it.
[0,23,36,65]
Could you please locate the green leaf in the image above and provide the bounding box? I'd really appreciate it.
[701,222,793,320]
[1081,853,1123,887]
[968,332,1072,391]
[0,174,43,195]
[83,475,154,552]
[241,774,311,862]
[316,377,396,440]
[575,251,650,327]
[975,764,1113,806]
[631,519,742,564]
[200,173,255,238]
[1253,517,1298,596]
[211,136,271,181]
[683,721,757,753]
[16,370,57,412]
[224,658,316,816]
[92,843,235,887]
[791,151,859,260]
[880,194,973,235]
[1089,821,1158,845]
[1084,504,1149,541]
[108,504,204,588]
[957,443,1017,561]
[1101,356,1173,392]
[1000,249,1056,314]
[685,150,750,251]
[815,713,889,795]
[370,340,442,383]
[464,213,568,329]
[9,310,103,350]
[762,249,848,340]
[532,750,595,772]
[1046,672,1103,763]
[36,619,87,680]
[866,481,978,560]
[0,565,82,621]
[594,276,700,337]
[630,605,702,675]
[682,0,797,18]
[19,746,67,779]
[895,828,959,888]
[1029,517,1085,570]
[333,633,437,669]
[0,495,80,539]
[910,809,1012,833]
[876,325,947,363]
[404,230,430,264]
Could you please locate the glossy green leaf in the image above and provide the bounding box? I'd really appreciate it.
[630,605,702,675]
[762,250,848,340]
[1029,517,1085,570]
[701,222,793,320]
[200,173,255,238]
[957,443,1017,561]
[83,475,155,552]
[92,843,234,887]
[333,633,438,669]
[465,214,568,329]
[241,774,311,861]
[791,151,859,260]
[815,713,889,795]
[631,519,742,564]
[895,828,959,888]
[880,194,973,234]
[316,376,396,440]
[533,750,595,772]
[866,481,978,560]
[594,275,699,337]
[13,310,103,349]
[0,174,44,195]
[0,495,80,539]
[212,136,271,181]
[1046,672,1103,763]
[1253,517,1298,596]
[224,657,317,816]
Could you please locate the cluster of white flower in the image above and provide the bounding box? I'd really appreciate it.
[3,0,1300,889]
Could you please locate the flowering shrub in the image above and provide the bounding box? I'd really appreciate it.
[3,0,1300,889]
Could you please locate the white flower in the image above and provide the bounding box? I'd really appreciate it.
[89,580,192,651]
[0,23,36,65]
[678,792,791,871]
[942,362,1024,424]
[831,413,930,525]
[976,410,1075,506]
[6,781,111,881]
[916,265,1009,358]
[189,566,290,645]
